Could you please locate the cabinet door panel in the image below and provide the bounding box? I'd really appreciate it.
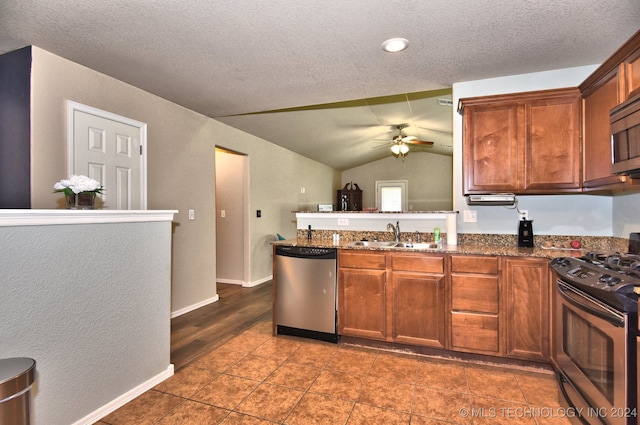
[625,49,640,98]
[392,272,445,348]
[503,258,550,361]
[451,275,499,314]
[338,268,386,340]
[525,95,581,190]
[451,312,500,354]
[583,72,623,188]
[463,103,521,193]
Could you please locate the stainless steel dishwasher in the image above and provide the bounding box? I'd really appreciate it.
[274,245,339,343]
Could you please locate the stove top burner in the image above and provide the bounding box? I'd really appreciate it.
[550,253,640,313]
[605,253,640,274]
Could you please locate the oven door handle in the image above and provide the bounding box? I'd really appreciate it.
[557,282,625,327]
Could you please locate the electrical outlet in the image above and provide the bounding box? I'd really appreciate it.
[519,210,529,220]
[463,210,477,223]
[188,209,195,220]
[337,218,349,226]
[220,210,226,218]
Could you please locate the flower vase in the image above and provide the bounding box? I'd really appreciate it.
[66,192,96,209]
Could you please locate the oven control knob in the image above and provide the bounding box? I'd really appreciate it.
[599,273,611,283]
[551,257,571,267]
[606,276,621,286]
[599,274,621,286]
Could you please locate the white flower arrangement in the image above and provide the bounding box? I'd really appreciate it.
[53,175,104,197]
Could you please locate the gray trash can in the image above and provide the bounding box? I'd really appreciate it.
[0,358,36,425]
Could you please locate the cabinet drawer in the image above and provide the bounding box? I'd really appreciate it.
[451,312,499,353]
[339,251,386,269]
[451,255,498,274]
[451,275,499,314]
[391,253,444,273]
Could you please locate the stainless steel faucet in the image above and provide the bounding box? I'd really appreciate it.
[387,221,401,243]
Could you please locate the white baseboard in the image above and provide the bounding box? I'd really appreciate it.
[216,278,245,285]
[216,275,272,288]
[71,364,174,425]
[242,275,272,287]
[170,294,220,318]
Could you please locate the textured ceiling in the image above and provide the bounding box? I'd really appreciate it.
[1,1,639,169]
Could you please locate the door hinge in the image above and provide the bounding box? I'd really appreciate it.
[140,145,143,155]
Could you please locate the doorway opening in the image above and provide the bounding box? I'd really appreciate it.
[215,147,250,285]
[375,180,408,212]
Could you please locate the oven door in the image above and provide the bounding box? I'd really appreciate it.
[552,279,630,425]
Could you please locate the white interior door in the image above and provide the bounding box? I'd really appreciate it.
[68,101,147,209]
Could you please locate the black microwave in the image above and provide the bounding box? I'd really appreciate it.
[610,91,640,178]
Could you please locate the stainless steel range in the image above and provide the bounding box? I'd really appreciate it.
[550,252,639,425]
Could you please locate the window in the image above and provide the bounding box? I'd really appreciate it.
[375,180,407,212]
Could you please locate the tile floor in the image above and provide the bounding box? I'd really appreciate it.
[96,322,571,425]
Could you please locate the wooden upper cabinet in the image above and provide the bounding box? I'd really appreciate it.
[460,88,582,195]
[525,94,581,190]
[623,43,640,100]
[580,29,640,192]
[462,101,521,193]
[582,69,626,190]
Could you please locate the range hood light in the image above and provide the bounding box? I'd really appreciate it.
[466,193,516,206]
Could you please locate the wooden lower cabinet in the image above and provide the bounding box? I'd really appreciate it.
[449,255,502,356]
[338,250,551,362]
[390,253,446,348]
[338,250,387,340]
[502,257,550,361]
[338,250,445,346]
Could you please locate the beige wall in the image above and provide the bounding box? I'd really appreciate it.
[341,151,453,211]
[212,123,342,282]
[29,47,339,313]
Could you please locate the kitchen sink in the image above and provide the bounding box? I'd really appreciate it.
[346,241,441,249]
[347,241,398,248]
[394,242,442,249]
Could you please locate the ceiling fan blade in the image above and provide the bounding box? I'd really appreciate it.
[405,139,434,145]
[371,143,392,150]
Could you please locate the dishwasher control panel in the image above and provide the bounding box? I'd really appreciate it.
[275,245,337,259]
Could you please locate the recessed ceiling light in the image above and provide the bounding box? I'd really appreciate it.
[381,38,409,53]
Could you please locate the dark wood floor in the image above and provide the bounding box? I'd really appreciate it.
[170,282,272,370]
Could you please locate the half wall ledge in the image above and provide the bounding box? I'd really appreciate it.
[0,210,178,226]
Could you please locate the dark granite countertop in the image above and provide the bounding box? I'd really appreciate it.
[273,238,587,259]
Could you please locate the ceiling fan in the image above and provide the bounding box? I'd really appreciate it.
[385,124,434,158]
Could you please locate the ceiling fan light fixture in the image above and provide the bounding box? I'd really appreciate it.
[381,38,409,53]
[390,142,409,156]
